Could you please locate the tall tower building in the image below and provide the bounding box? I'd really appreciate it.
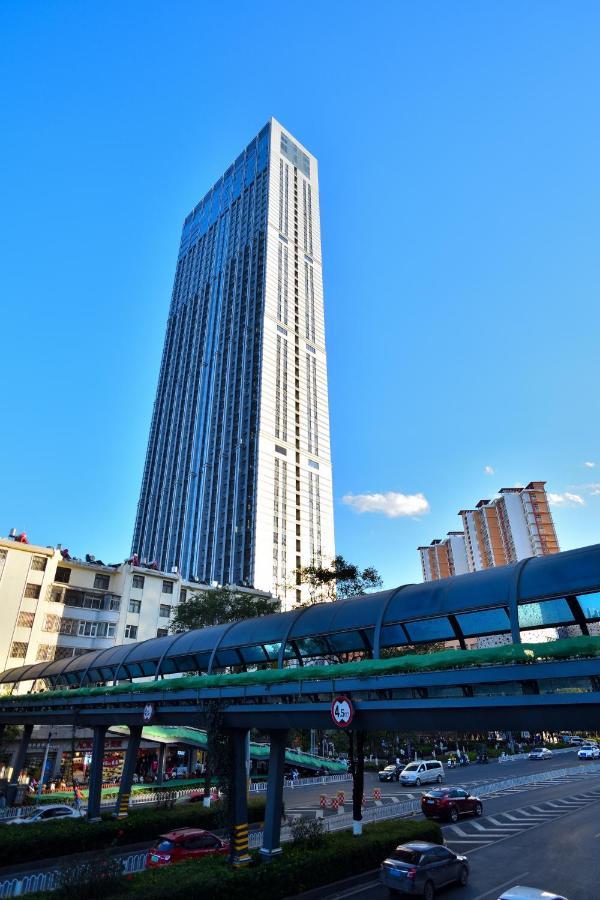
[132,120,335,607]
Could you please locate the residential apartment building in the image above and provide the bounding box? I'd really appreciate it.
[418,533,469,581]
[132,119,335,609]
[0,535,272,679]
[418,482,560,647]
[419,482,559,582]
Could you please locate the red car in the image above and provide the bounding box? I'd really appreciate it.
[146,828,229,867]
[421,787,483,823]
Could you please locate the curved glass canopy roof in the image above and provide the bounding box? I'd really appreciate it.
[1,543,598,689]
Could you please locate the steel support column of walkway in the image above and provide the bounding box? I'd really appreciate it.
[114,725,142,818]
[260,729,288,861]
[6,723,33,804]
[87,725,107,822]
[231,729,251,867]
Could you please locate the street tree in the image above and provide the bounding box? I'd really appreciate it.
[294,554,382,604]
[170,586,277,633]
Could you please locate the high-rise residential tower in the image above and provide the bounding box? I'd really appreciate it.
[418,481,559,582]
[132,120,335,608]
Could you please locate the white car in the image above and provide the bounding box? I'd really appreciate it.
[498,887,568,899]
[4,804,84,825]
[578,744,600,759]
[528,747,552,760]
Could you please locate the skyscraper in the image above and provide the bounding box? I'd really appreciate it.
[132,119,335,607]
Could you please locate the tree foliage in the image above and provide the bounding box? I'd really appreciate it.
[294,554,383,604]
[170,586,277,633]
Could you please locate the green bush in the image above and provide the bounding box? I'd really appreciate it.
[290,817,325,849]
[0,797,266,867]
[46,818,442,900]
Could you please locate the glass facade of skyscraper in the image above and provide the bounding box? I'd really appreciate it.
[133,120,335,606]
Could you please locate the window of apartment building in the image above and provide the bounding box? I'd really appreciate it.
[31,555,47,572]
[94,574,110,590]
[9,641,28,659]
[159,604,171,618]
[128,599,142,614]
[55,567,71,584]
[125,625,138,640]
[96,622,116,638]
[180,589,186,603]
[36,644,55,662]
[132,574,145,589]
[17,611,35,628]
[156,628,168,637]
[54,647,76,661]
[109,597,120,611]
[161,580,173,595]
[24,583,41,599]
[78,621,98,638]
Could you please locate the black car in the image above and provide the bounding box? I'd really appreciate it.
[378,764,403,782]
[380,841,469,898]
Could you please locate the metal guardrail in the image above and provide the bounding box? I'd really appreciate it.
[0,851,148,897]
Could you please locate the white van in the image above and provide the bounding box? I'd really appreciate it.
[400,759,444,787]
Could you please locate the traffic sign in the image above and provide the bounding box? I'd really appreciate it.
[142,702,155,724]
[331,695,354,728]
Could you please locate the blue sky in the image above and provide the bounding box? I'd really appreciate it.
[1,1,599,588]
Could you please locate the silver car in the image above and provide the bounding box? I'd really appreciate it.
[380,841,469,899]
[4,804,84,825]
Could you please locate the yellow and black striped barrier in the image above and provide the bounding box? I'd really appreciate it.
[232,822,251,866]
[116,792,130,819]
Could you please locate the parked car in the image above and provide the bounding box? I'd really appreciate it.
[400,760,444,787]
[567,736,585,745]
[378,764,403,782]
[380,841,468,898]
[421,787,483,823]
[528,747,552,760]
[577,744,600,759]
[4,805,84,825]
[146,828,229,867]
[497,887,568,899]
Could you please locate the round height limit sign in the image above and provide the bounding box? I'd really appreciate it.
[331,695,354,728]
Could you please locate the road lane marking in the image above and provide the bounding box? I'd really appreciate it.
[471,872,530,900]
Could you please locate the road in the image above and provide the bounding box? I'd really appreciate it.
[290,769,600,899]
[283,750,584,819]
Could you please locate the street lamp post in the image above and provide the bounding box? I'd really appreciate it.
[37,731,53,801]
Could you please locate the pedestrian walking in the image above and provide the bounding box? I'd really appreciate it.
[73,784,84,814]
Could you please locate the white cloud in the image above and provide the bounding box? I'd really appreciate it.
[548,491,585,508]
[484,465,495,475]
[584,461,596,468]
[589,484,600,496]
[342,491,430,518]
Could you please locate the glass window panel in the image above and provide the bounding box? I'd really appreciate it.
[327,632,367,652]
[538,677,593,694]
[518,598,573,629]
[239,646,267,664]
[294,637,331,657]
[380,623,408,648]
[172,655,197,671]
[404,618,455,642]
[457,608,511,636]
[216,649,240,666]
[472,681,524,697]
[577,592,600,620]
[126,663,143,678]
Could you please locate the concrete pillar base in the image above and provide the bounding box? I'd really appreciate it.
[259,846,283,862]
